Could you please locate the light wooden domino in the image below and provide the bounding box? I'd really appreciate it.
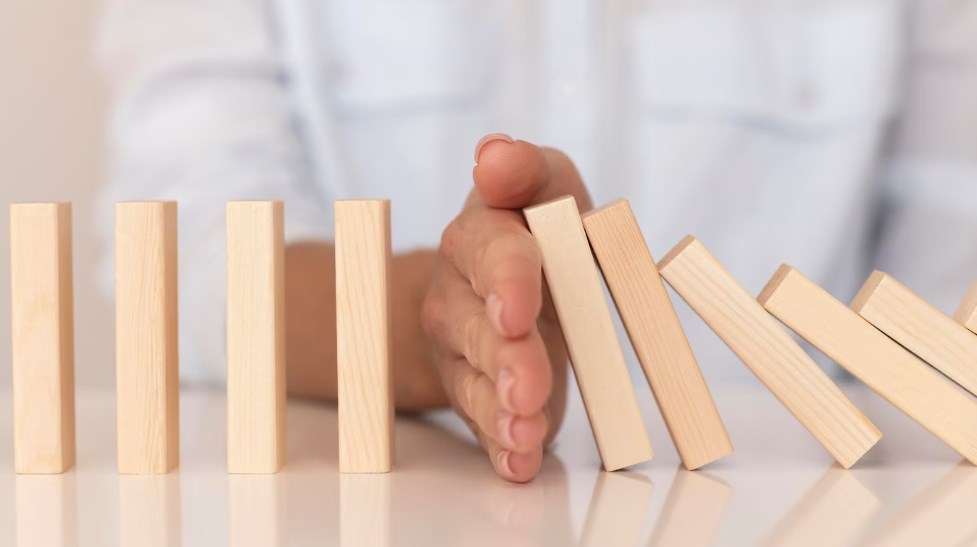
[226,201,286,473]
[10,203,76,474]
[582,201,731,470]
[524,195,653,471]
[758,265,977,465]
[953,281,977,334]
[852,271,977,398]
[658,236,881,468]
[116,201,180,474]
[335,200,394,473]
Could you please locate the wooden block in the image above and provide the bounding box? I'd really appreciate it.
[658,236,881,468]
[758,265,977,465]
[116,202,180,474]
[524,196,653,471]
[335,200,394,473]
[852,271,977,398]
[953,281,977,334]
[226,201,286,473]
[582,201,731,470]
[9,203,76,473]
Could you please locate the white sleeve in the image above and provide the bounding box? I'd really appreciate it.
[95,0,332,384]
[870,0,977,314]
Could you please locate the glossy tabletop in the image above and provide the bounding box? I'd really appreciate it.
[1,382,974,547]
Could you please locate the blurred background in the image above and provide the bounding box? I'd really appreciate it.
[0,0,112,388]
[0,0,975,391]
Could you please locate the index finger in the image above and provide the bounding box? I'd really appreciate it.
[471,138,593,213]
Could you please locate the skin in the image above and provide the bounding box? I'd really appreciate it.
[285,136,592,482]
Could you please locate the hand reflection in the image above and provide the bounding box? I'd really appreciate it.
[15,473,77,547]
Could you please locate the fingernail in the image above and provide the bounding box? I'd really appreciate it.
[497,369,517,413]
[474,133,514,164]
[497,450,514,478]
[486,293,508,336]
[497,412,516,449]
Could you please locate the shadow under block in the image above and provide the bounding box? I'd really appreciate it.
[10,203,76,473]
[758,265,977,465]
[852,272,977,398]
[658,236,880,468]
[226,201,286,473]
[582,201,731,470]
[524,196,653,471]
[953,281,977,333]
[115,202,180,474]
[335,200,394,473]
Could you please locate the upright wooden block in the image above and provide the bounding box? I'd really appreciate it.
[582,201,731,470]
[116,202,180,474]
[226,201,286,473]
[524,196,653,471]
[335,200,393,473]
[759,265,977,465]
[10,203,75,474]
[852,272,977,398]
[953,281,977,334]
[658,236,881,468]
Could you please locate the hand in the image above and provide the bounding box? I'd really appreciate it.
[421,134,593,482]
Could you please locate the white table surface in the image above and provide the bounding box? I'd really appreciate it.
[1,382,974,547]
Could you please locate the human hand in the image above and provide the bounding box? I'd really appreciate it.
[421,134,593,482]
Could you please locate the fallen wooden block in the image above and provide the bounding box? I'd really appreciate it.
[583,201,731,470]
[658,236,881,468]
[524,195,653,471]
[954,281,977,334]
[10,203,76,474]
[116,201,180,474]
[852,271,977,398]
[226,201,286,473]
[335,200,394,473]
[759,265,977,465]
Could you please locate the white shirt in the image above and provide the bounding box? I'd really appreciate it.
[96,0,977,384]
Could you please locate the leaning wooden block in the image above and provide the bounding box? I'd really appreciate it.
[116,202,180,474]
[226,201,286,473]
[954,281,977,334]
[759,265,977,465]
[10,203,76,473]
[524,196,653,471]
[658,236,880,468]
[336,200,394,473]
[582,201,731,470]
[852,271,977,398]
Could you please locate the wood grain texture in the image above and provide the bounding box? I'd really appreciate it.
[583,202,731,470]
[335,200,393,473]
[758,265,977,465]
[852,271,977,398]
[658,236,880,468]
[10,203,76,473]
[226,201,286,473]
[953,281,977,333]
[116,202,180,474]
[524,196,653,471]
